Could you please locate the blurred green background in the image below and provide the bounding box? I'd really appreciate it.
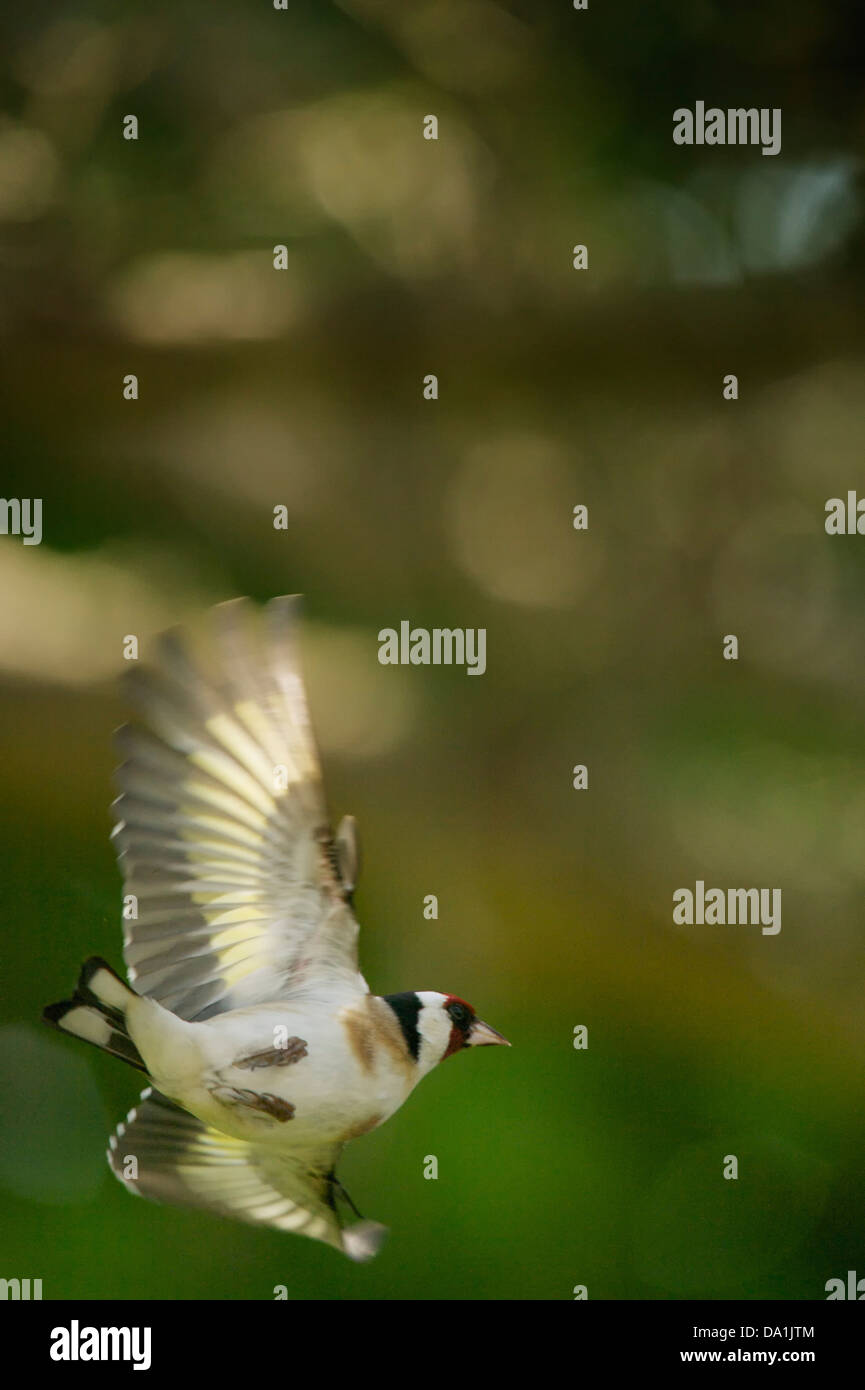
[2,0,865,1300]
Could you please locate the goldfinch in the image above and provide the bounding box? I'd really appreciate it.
[43,597,509,1261]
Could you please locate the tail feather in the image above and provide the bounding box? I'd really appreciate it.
[43,957,147,1073]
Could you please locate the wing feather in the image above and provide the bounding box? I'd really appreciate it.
[112,597,363,1020]
[107,1089,386,1261]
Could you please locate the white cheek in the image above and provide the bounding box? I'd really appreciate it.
[416,1006,452,1070]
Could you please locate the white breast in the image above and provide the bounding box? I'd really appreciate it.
[149,997,414,1150]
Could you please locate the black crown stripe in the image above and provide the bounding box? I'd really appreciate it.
[382,992,422,1061]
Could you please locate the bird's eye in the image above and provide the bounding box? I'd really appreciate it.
[447,1002,471,1028]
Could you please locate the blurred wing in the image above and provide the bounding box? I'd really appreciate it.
[107,1088,386,1261]
[112,596,363,1021]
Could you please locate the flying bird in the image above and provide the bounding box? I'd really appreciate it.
[43,597,509,1261]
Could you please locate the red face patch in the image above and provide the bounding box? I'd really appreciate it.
[445,994,475,1014]
[442,995,476,1059]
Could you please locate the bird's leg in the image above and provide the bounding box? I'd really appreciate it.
[327,1171,364,1219]
[209,1085,296,1122]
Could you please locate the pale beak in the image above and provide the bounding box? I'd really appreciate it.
[468,1018,511,1047]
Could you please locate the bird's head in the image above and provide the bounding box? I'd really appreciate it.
[384,991,510,1075]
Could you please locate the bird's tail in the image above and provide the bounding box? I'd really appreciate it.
[43,957,147,1072]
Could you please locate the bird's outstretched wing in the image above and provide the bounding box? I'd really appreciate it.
[112,596,364,1021]
[108,1088,386,1261]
